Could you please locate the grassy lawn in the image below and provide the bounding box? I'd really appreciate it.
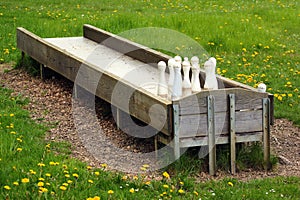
[0,87,299,199]
[0,0,299,124]
[0,0,300,199]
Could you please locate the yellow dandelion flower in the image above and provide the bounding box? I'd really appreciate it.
[129,188,135,193]
[37,182,44,187]
[38,178,45,181]
[62,183,68,187]
[39,187,48,193]
[65,174,70,178]
[179,181,184,185]
[87,166,92,170]
[228,181,234,187]
[193,191,199,196]
[38,163,46,167]
[162,171,170,179]
[17,148,22,152]
[13,181,19,186]
[108,190,114,194]
[29,169,36,174]
[288,94,293,97]
[278,96,283,101]
[142,164,149,168]
[45,173,51,177]
[59,186,67,191]
[101,163,107,168]
[21,178,29,183]
[94,171,100,176]
[9,113,14,117]
[88,180,94,184]
[122,175,128,180]
[4,185,11,190]
[140,167,147,171]
[73,173,79,178]
[93,196,100,200]
[145,181,151,185]
[163,184,169,189]
[178,189,185,194]
[67,180,73,184]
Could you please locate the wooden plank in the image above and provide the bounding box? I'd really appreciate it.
[178,109,263,138]
[173,104,180,160]
[229,94,236,175]
[263,98,271,170]
[177,88,268,116]
[83,24,171,67]
[208,96,216,176]
[178,132,263,148]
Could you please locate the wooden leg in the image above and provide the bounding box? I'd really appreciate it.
[263,98,271,170]
[173,104,180,160]
[74,84,79,99]
[208,96,216,176]
[154,135,158,159]
[116,107,121,130]
[229,94,236,175]
[40,64,45,80]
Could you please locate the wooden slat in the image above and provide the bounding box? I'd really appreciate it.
[177,88,268,116]
[178,109,263,138]
[178,132,263,148]
[229,94,236,175]
[208,96,216,176]
[263,98,271,170]
[83,24,171,67]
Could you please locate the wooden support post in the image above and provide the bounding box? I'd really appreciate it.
[154,135,158,159]
[263,98,271,170]
[40,64,46,80]
[73,84,79,99]
[208,95,216,176]
[229,94,236,175]
[173,104,180,160]
[116,107,121,130]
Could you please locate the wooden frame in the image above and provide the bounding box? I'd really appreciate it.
[17,25,273,175]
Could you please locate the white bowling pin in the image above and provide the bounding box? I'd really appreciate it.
[174,55,182,65]
[190,56,200,86]
[172,62,182,100]
[204,57,218,90]
[191,64,201,93]
[157,61,168,98]
[167,58,175,89]
[257,83,267,92]
[182,57,192,96]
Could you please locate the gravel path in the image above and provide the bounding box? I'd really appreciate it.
[1,65,299,181]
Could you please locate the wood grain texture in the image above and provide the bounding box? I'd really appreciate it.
[177,88,268,116]
[17,27,171,135]
[83,24,171,67]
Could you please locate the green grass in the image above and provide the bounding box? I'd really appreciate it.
[0,0,299,124]
[0,0,300,199]
[0,87,299,199]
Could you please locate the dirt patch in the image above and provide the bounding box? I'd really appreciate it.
[1,67,299,181]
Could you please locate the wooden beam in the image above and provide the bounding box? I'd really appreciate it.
[208,95,216,176]
[263,98,271,170]
[173,104,180,160]
[83,24,171,67]
[229,94,236,175]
